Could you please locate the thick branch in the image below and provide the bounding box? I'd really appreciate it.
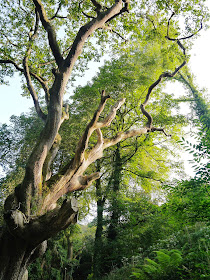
[42,84,172,210]
[41,95,127,210]
[4,198,78,245]
[106,0,129,23]
[32,0,64,67]
[90,0,102,11]
[78,172,100,190]
[64,1,124,72]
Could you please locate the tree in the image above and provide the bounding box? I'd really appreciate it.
[0,1,208,279]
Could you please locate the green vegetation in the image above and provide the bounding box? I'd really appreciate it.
[0,0,209,279]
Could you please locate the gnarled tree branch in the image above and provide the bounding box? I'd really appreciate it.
[140,15,189,131]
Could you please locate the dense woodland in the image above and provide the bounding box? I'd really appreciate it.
[0,0,209,279]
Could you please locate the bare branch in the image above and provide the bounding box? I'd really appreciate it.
[38,46,72,67]
[146,15,157,30]
[82,11,95,19]
[23,58,47,121]
[1,33,19,47]
[101,25,127,41]
[121,139,140,164]
[151,127,171,137]
[50,2,64,20]
[73,91,110,167]
[0,59,23,72]
[123,168,163,183]
[97,98,126,128]
[178,21,203,40]
[140,20,188,129]
[79,0,95,19]
[166,12,203,41]
[103,127,148,150]
[167,12,175,39]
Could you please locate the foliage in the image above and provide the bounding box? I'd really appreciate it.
[131,249,182,280]
[98,223,209,280]
[29,223,95,280]
[163,179,210,225]
[149,223,210,279]
[176,70,210,182]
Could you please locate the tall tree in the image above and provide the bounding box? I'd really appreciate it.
[0,1,207,279]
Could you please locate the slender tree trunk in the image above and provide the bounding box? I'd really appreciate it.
[178,73,210,129]
[67,235,73,260]
[93,161,105,279]
[107,144,122,241]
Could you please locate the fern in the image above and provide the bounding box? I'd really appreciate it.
[131,249,182,279]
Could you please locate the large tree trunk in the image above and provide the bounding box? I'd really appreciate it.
[0,228,48,280]
[0,197,78,280]
[0,229,29,280]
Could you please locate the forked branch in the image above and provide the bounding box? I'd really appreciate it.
[42,93,148,210]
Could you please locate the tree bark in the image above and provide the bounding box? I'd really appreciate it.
[93,161,105,279]
[0,198,78,280]
[0,228,47,280]
[107,144,122,241]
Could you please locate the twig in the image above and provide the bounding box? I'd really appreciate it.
[123,168,163,183]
